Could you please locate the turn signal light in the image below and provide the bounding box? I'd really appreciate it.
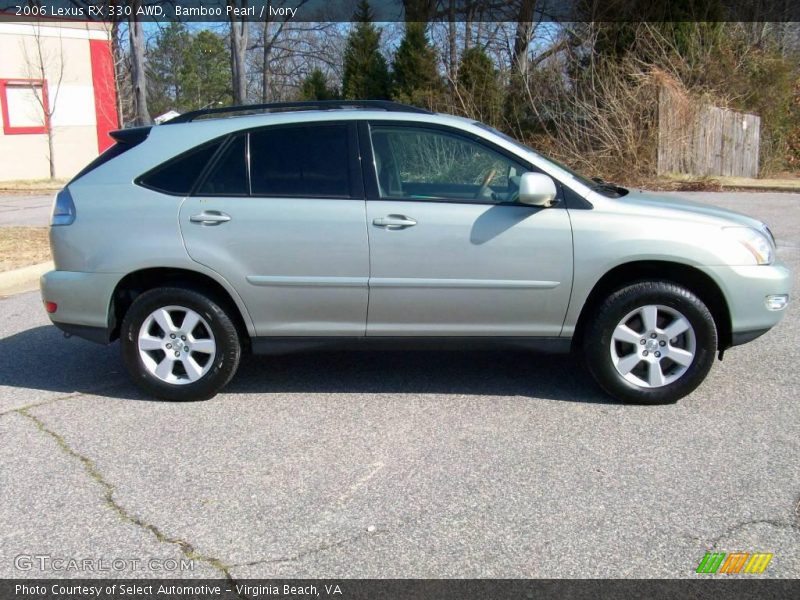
[765,294,788,311]
[44,301,58,314]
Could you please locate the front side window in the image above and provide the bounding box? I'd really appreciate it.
[369,126,529,203]
[249,123,350,197]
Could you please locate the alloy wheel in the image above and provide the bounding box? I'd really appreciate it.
[137,305,216,385]
[609,304,696,388]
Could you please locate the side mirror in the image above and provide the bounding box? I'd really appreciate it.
[518,172,557,207]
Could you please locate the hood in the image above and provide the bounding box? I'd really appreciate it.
[609,190,765,229]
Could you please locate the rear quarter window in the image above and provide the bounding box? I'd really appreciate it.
[137,139,224,195]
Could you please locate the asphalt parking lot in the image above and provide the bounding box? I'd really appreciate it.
[0,194,51,227]
[0,192,798,580]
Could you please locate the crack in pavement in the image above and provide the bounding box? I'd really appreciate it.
[230,528,382,570]
[16,407,248,598]
[228,461,389,574]
[0,381,128,418]
[709,517,800,551]
[226,462,389,572]
[1,393,85,418]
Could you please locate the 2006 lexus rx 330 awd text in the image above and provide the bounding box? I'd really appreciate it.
[41,101,791,403]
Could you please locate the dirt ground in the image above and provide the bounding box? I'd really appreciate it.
[0,227,51,272]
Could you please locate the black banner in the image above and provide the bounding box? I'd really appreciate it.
[0,0,799,23]
[3,579,800,600]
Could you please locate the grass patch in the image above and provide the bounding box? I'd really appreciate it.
[0,227,51,272]
[0,178,67,193]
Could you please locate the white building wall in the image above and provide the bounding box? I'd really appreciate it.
[0,22,111,181]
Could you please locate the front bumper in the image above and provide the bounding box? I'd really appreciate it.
[700,261,792,346]
[40,270,120,344]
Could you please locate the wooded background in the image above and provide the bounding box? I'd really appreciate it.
[111,0,800,182]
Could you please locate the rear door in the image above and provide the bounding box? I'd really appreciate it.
[179,122,370,336]
[362,121,573,337]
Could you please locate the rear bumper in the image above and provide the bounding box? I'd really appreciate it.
[40,270,119,344]
[52,321,111,344]
[700,262,792,346]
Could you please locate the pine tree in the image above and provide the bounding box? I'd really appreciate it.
[391,22,443,109]
[457,47,503,127]
[147,22,192,116]
[182,30,233,110]
[299,69,338,100]
[342,0,390,100]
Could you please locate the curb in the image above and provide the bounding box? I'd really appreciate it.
[0,261,53,297]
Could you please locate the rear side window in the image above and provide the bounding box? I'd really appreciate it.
[249,124,350,197]
[197,135,248,196]
[138,140,223,195]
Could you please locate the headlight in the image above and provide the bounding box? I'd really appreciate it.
[723,227,774,265]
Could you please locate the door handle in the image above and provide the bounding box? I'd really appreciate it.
[372,215,417,230]
[190,211,231,225]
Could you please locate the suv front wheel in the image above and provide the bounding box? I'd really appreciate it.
[120,287,241,401]
[583,281,717,404]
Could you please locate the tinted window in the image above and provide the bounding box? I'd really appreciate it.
[139,140,222,195]
[197,135,248,196]
[370,126,528,204]
[249,124,350,197]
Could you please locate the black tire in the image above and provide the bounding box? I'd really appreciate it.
[583,281,717,405]
[120,287,241,401]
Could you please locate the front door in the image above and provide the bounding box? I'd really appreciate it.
[363,123,573,337]
[179,122,369,336]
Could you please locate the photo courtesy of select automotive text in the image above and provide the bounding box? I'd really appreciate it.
[0,0,798,598]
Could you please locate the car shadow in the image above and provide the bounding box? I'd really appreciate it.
[0,326,619,405]
[470,204,539,245]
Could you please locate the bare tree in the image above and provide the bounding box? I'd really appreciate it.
[228,0,249,104]
[110,20,126,127]
[21,24,65,179]
[447,0,458,82]
[511,0,537,77]
[249,20,343,102]
[257,19,287,103]
[128,4,151,125]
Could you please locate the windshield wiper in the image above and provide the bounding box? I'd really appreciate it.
[590,177,626,196]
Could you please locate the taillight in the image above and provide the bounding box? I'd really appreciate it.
[51,188,76,226]
[44,301,58,313]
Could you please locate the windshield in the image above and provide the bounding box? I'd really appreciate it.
[473,123,624,196]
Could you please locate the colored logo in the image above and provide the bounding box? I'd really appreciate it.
[696,552,773,574]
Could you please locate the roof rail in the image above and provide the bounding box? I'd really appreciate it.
[164,100,433,124]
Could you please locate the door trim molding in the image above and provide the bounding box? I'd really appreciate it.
[246,275,368,288]
[369,278,560,289]
[247,276,559,290]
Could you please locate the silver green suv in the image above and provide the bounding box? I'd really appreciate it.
[41,101,791,403]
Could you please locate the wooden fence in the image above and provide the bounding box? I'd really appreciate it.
[658,85,760,178]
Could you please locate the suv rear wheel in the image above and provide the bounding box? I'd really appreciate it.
[583,281,717,404]
[120,287,241,401]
